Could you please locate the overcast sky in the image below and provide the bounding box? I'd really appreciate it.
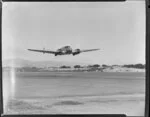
[2,1,145,65]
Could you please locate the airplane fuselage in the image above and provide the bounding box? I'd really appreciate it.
[55,46,73,56]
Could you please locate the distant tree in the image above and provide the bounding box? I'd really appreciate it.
[92,64,100,68]
[74,65,81,69]
[22,67,39,72]
[60,66,71,68]
[102,64,107,68]
[32,67,37,69]
[87,65,93,68]
[112,65,118,67]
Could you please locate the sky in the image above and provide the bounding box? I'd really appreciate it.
[2,1,145,65]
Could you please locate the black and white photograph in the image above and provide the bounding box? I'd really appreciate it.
[2,1,145,115]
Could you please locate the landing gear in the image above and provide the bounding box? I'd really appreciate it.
[55,54,57,56]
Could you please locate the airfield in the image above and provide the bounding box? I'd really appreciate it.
[3,71,145,115]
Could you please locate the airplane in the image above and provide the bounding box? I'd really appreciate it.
[28,46,100,56]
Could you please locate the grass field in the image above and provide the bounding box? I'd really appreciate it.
[3,72,145,115]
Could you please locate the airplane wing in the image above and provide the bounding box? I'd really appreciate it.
[80,49,100,53]
[28,49,56,54]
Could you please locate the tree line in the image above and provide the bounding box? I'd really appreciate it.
[59,64,145,69]
[123,64,145,69]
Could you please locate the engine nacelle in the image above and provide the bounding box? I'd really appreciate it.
[72,49,80,55]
